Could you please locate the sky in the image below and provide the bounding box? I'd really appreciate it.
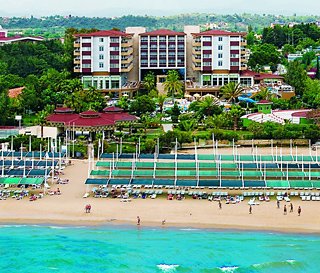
[0,0,320,17]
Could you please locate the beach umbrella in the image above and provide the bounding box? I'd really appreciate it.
[193,93,200,98]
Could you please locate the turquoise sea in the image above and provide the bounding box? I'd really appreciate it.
[0,225,319,273]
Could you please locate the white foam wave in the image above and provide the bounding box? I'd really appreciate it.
[219,266,239,272]
[179,228,199,231]
[157,264,179,272]
[286,259,296,264]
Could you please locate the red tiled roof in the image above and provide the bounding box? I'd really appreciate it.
[75,30,131,38]
[46,108,138,128]
[140,29,186,36]
[54,107,74,113]
[193,30,246,37]
[103,106,123,112]
[241,70,284,80]
[8,87,24,98]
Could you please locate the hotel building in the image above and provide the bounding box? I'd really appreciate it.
[74,30,139,97]
[185,28,250,96]
[139,29,186,81]
[74,26,250,97]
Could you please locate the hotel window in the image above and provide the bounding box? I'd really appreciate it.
[218,53,223,58]
[168,52,175,56]
[229,76,239,83]
[159,44,166,49]
[218,61,223,66]
[99,38,104,43]
[110,38,119,43]
[141,37,148,42]
[110,47,119,51]
[168,44,176,49]
[141,45,148,49]
[202,36,212,42]
[110,63,119,68]
[168,59,175,64]
[150,44,157,49]
[202,75,211,86]
[168,37,176,42]
[231,54,239,58]
[240,78,252,86]
[159,59,166,64]
[99,54,104,60]
[218,37,223,41]
[82,38,91,42]
[203,54,212,58]
[212,76,218,86]
[203,62,212,66]
[141,52,148,56]
[99,62,104,68]
[178,45,184,49]
[82,47,91,51]
[177,36,184,42]
[230,62,239,66]
[230,46,239,50]
[99,46,104,51]
[111,79,120,89]
[105,79,110,89]
[82,55,91,60]
[82,64,91,68]
[83,78,92,88]
[203,46,211,50]
[141,60,148,65]
[218,45,223,50]
[110,55,119,60]
[159,36,166,42]
[150,37,157,42]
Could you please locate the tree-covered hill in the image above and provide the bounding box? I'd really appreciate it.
[2,13,320,38]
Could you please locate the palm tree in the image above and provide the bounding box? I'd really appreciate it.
[228,105,245,131]
[143,72,156,93]
[253,87,274,101]
[199,96,220,117]
[221,82,244,104]
[163,70,183,101]
[157,94,166,113]
[35,110,48,140]
[179,119,197,132]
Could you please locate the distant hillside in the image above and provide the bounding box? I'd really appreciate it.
[1,13,320,38]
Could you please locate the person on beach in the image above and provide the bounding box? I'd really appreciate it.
[298,206,301,216]
[290,203,293,213]
[218,200,222,209]
[284,205,287,215]
[249,205,252,214]
[85,204,91,213]
[277,200,280,209]
[162,219,166,225]
[137,216,141,225]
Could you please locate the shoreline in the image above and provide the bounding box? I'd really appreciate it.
[1,214,320,235]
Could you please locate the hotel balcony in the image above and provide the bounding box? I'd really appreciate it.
[121,48,133,56]
[192,48,201,55]
[121,39,133,47]
[74,57,81,64]
[192,63,201,71]
[74,66,81,73]
[192,40,201,47]
[121,55,134,64]
[74,49,80,56]
[192,55,201,63]
[74,41,80,47]
[241,41,247,46]
[185,80,220,97]
[121,62,133,72]
[240,64,248,71]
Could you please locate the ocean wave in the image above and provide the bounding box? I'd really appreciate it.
[218,266,239,272]
[253,259,297,268]
[179,228,199,231]
[157,264,179,272]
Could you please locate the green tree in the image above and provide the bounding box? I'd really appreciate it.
[227,105,245,131]
[129,95,156,116]
[248,43,281,70]
[198,96,221,117]
[157,94,166,114]
[285,60,308,96]
[143,71,156,93]
[170,102,181,123]
[221,82,244,104]
[163,70,183,101]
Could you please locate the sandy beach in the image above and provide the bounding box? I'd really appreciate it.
[1,146,320,233]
